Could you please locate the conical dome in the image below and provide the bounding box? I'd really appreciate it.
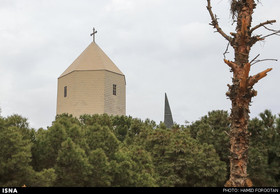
[59,41,124,78]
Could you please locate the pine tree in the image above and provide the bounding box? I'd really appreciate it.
[55,138,91,186]
[207,0,279,186]
[0,123,33,186]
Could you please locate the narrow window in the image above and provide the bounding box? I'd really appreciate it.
[64,86,67,97]
[113,84,117,96]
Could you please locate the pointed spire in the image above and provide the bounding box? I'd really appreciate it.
[164,93,174,128]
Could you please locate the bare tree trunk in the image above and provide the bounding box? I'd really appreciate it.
[225,1,254,187]
[206,0,277,187]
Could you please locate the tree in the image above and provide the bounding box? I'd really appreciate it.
[189,110,230,163]
[109,146,157,187]
[0,115,56,187]
[145,128,227,186]
[5,114,33,141]
[31,128,51,171]
[55,138,91,186]
[248,110,280,186]
[88,149,112,187]
[80,114,113,129]
[85,124,119,158]
[0,125,33,186]
[31,168,57,187]
[206,0,279,187]
[40,123,67,169]
[124,145,158,187]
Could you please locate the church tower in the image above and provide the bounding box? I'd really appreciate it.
[56,29,126,118]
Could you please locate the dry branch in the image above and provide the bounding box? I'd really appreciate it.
[206,0,232,43]
[261,30,280,39]
[250,54,260,64]
[223,42,230,59]
[251,58,278,66]
[248,68,273,87]
[250,35,265,46]
[224,59,238,72]
[250,20,280,45]
[250,20,276,33]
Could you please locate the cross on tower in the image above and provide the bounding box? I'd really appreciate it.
[90,27,97,42]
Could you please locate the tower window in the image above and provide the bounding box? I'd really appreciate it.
[64,86,67,97]
[113,84,117,96]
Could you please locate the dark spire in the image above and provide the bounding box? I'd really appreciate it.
[164,93,174,128]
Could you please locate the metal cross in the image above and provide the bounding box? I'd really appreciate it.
[90,27,97,42]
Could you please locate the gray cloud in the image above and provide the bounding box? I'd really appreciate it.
[1,0,280,128]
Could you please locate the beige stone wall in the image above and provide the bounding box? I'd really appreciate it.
[57,71,105,118]
[104,71,126,116]
[57,70,126,118]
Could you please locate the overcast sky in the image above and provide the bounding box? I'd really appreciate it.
[0,0,280,129]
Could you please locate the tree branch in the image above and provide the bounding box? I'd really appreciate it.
[249,54,278,66]
[223,42,230,59]
[261,30,280,39]
[248,68,273,87]
[250,54,260,64]
[251,59,278,66]
[250,20,276,33]
[263,25,280,33]
[250,24,280,46]
[224,59,238,72]
[250,35,265,46]
[207,0,232,43]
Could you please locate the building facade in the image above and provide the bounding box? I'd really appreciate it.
[56,40,126,118]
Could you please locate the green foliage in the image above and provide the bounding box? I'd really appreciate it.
[31,168,57,187]
[145,128,227,186]
[110,146,157,187]
[0,115,56,187]
[0,125,33,186]
[80,114,113,129]
[31,128,50,171]
[55,138,91,186]
[248,110,280,186]
[85,124,119,158]
[88,149,112,186]
[188,110,230,163]
[0,110,279,187]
